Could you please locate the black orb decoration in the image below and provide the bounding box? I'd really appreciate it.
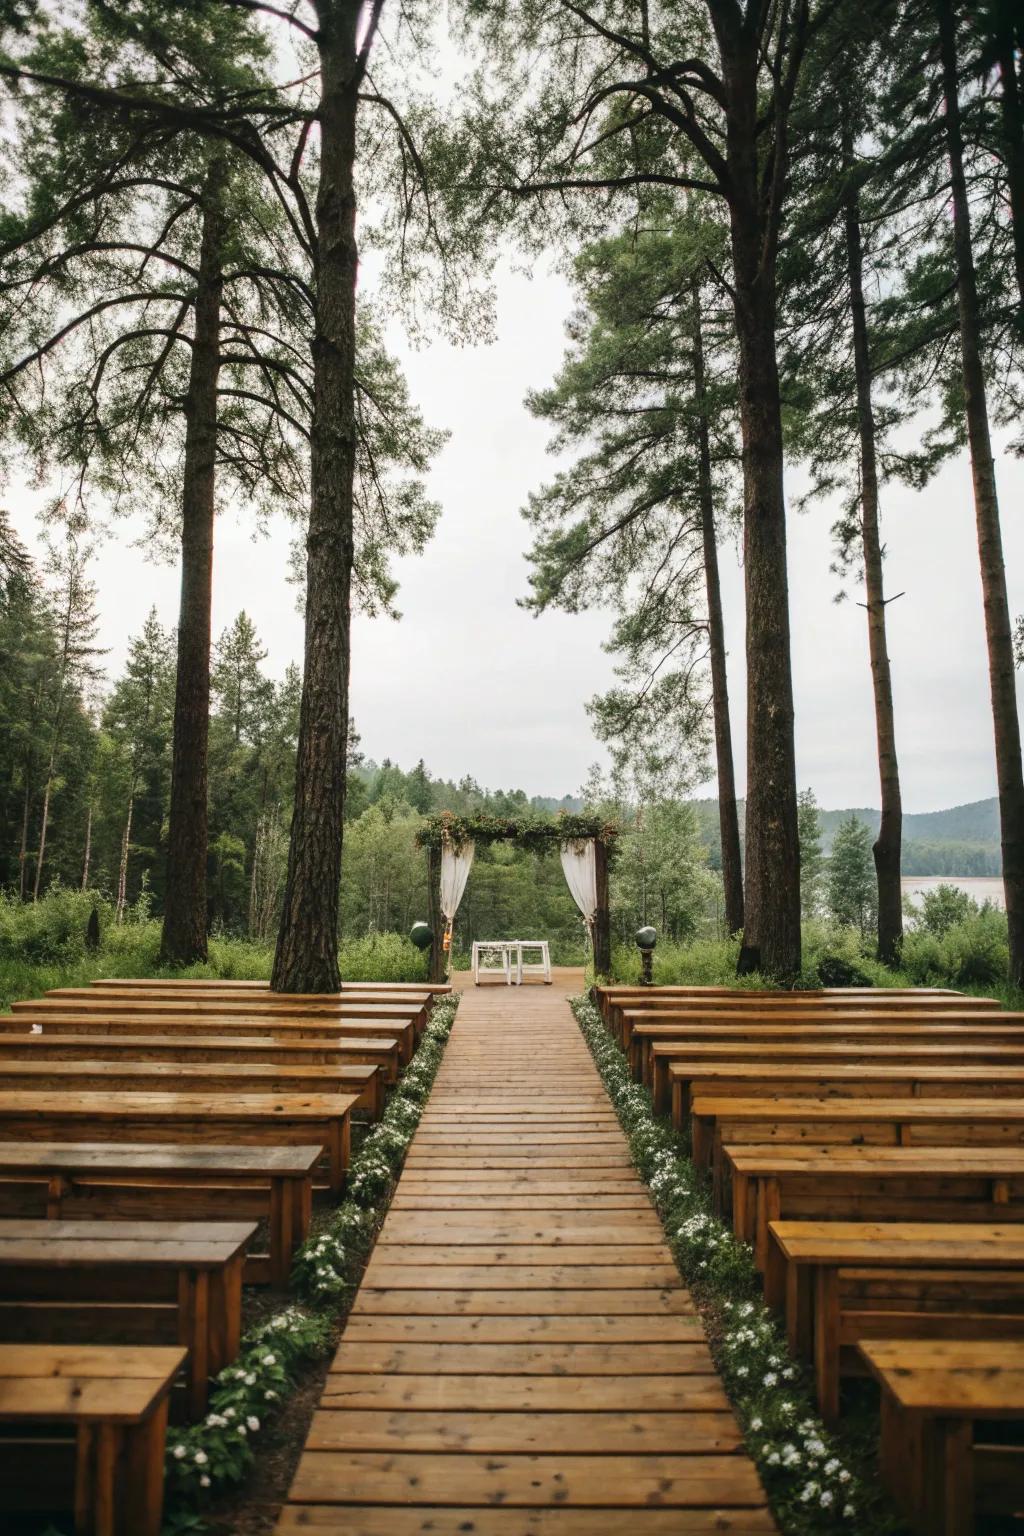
[410,922,433,952]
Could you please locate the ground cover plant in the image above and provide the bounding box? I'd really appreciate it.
[571,994,904,1536]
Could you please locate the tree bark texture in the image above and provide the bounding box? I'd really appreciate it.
[272,2,359,992]
[719,34,801,979]
[116,790,134,923]
[995,37,1024,315]
[939,0,1024,986]
[691,278,744,937]
[160,157,227,965]
[80,802,92,891]
[843,147,904,966]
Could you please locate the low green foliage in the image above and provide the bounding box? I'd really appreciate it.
[610,914,1024,1007]
[572,995,901,1535]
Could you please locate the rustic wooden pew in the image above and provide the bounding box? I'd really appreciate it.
[3,1012,416,1064]
[0,1142,320,1286]
[605,991,998,1044]
[860,1339,1024,1536]
[0,1030,401,1083]
[90,977,450,998]
[19,994,427,1028]
[666,1060,1024,1123]
[0,1057,383,1118]
[722,1144,1024,1270]
[0,1343,185,1536]
[763,1220,1024,1423]
[596,983,969,1030]
[0,1090,357,1195]
[0,1219,254,1416]
[690,1096,1024,1193]
[629,1011,1022,1078]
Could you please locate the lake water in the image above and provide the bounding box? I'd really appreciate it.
[901,875,1005,910]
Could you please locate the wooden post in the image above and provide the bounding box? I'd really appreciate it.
[426,844,445,984]
[593,838,611,977]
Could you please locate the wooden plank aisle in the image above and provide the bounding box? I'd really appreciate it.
[277,971,775,1536]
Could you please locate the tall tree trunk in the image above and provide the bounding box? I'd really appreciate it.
[272,4,360,993]
[939,0,1024,986]
[719,38,800,979]
[995,36,1024,315]
[843,136,904,967]
[691,277,744,937]
[18,765,31,901]
[116,789,135,923]
[81,801,92,891]
[160,157,227,965]
[33,741,58,903]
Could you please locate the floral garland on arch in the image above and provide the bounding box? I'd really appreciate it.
[415,808,618,856]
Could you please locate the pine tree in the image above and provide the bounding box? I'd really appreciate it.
[827,815,878,937]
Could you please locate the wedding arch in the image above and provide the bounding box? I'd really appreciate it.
[415,811,619,981]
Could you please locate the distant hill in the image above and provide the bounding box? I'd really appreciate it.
[690,796,1002,877]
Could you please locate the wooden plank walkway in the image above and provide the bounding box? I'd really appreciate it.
[278,973,774,1535]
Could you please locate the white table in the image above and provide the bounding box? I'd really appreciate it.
[472,941,552,985]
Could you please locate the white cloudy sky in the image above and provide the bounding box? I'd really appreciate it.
[8,249,1024,815]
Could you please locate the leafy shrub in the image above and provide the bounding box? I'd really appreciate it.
[902,907,1009,988]
[338,931,428,982]
[913,883,979,937]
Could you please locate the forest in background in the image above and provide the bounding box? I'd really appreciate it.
[0,550,1007,971]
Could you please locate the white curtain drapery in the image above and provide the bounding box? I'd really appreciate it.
[560,838,598,941]
[440,838,475,963]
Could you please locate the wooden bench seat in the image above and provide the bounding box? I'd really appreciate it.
[667,1060,1024,1123]
[859,1338,1024,1536]
[722,1144,1024,1269]
[3,1012,416,1063]
[625,1018,1024,1079]
[0,1343,185,1536]
[764,1220,1024,1423]
[690,1096,1024,1197]
[606,993,998,1046]
[597,984,976,1035]
[0,1030,402,1083]
[0,1142,320,1286]
[0,1220,254,1416]
[24,994,427,1029]
[84,979,443,999]
[0,1056,383,1118]
[0,1090,357,1195]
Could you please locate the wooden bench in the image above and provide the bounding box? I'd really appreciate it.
[0,1142,320,1286]
[0,1220,254,1416]
[30,993,427,1028]
[667,1060,1024,1123]
[605,991,998,1045]
[85,979,444,999]
[0,1057,383,1118]
[636,1021,1024,1088]
[0,1090,357,1195]
[0,1343,185,1536]
[860,1339,1024,1536]
[3,1012,416,1063]
[597,983,971,1032]
[0,1030,402,1083]
[624,1018,1024,1078]
[722,1144,1024,1269]
[764,1220,1024,1423]
[690,1096,1024,1195]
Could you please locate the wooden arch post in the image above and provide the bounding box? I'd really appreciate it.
[426,843,446,984]
[593,837,611,978]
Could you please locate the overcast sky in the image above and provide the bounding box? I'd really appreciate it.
[8,250,1024,815]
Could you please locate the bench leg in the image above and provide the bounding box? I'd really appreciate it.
[813,1264,841,1425]
[754,1178,780,1275]
[924,1417,974,1536]
[210,1254,243,1374]
[270,1176,293,1288]
[179,1268,210,1419]
[123,1396,170,1536]
[94,1422,120,1536]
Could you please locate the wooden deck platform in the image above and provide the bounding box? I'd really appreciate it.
[277,974,774,1535]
